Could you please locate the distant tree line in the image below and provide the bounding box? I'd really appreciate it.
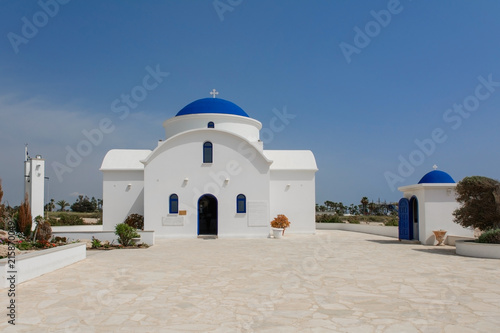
[45,195,102,213]
[316,197,398,216]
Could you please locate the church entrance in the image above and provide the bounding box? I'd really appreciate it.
[410,196,419,241]
[198,194,218,236]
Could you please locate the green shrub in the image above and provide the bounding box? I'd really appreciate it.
[385,218,398,226]
[346,216,360,224]
[48,213,84,226]
[17,240,34,250]
[477,229,500,244]
[124,213,144,230]
[315,214,343,223]
[88,212,102,219]
[367,216,385,222]
[115,223,140,246]
[91,237,101,248]
[348,217,360,224]
[454,176,500,231]
[315,214,326,222]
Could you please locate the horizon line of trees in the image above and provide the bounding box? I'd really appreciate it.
[316,197,398,216]
[44,195,103,213]
[3,195,102,214]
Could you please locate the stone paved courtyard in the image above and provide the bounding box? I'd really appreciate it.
[1,230,499,332]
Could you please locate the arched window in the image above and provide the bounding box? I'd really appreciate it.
[207,121,214,128]
[169,194,179,214]
[236,194,246,213]
[203,142,213,163]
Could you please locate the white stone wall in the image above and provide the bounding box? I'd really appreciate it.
[316,223,398,238]
[102,170,145,231]
[269,170,316,234]
[421,194,473,245]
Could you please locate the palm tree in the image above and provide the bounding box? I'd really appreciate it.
[324,201,335,212]
[368,202,377,215]
[56,200,69,212]
[335,202,346,216]
[349,204,359,215]
[48,198,55,212]
[360,197,369,215]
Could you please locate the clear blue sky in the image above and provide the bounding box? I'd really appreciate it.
[1,1,499,208]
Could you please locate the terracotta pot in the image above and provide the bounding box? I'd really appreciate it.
[433,230,447,245]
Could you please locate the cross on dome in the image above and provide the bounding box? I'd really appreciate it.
[433,164,438,170]
[210,89,219,98]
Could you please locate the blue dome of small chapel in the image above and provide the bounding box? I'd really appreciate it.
[175,98,249,117]
[418,170,455,184]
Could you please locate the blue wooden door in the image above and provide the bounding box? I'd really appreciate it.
[398,198,410,240]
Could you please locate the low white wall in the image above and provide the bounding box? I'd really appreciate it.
[51,225,104,232]
[316,223,398,238]
[51,230,155,246]
[446,235,475,246]
[0,243,86,288]
[455,240,500,259]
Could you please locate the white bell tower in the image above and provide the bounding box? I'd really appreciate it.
[24,145,45,223]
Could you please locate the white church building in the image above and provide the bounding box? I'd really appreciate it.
[100,97,318,238]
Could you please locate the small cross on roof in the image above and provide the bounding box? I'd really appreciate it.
[210,89,219,98]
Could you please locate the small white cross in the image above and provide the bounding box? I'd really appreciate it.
[210,89,219,98]
[433,164,438,170]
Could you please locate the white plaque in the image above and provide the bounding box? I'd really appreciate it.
[247,201,269,227]
[162,215,184,226]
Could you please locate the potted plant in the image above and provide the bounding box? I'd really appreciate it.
[270,214,290,239]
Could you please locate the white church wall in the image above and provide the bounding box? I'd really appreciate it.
[144,130,271,238]
[421,188,473,245]
[269,170,316,234]
[102,170,145,231]
[163,114,262,143]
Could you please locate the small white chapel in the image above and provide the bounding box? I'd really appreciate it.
[398,167,475,245]
[100,95,318,238]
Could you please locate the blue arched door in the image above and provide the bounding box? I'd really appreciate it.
[398,198,410,240]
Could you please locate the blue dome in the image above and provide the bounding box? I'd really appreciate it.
[418,170,455,184]
[175,98,249,117]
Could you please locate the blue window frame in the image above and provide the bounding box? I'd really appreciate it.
[169,194,179,214]
[236,194,246,213]
[203,142,213,163]
[208,121,214,128]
